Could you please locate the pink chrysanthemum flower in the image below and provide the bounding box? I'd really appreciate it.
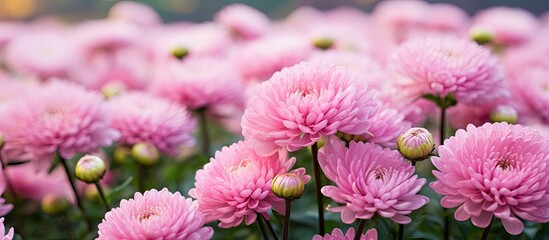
[189,141,309,228]
[108,92,195,156]
[430,122,549,235]
[74,20,140,52]
[98,188,213,240]
[389,34,507,105]
[424,3,469,34]
[0,218,13,240]
[150,57,244,110]
[5,163,74,203]
[507,66,549,124]
[214,4,271,40]
[108,1,161,27]
[0,169,13,216]
[313,228,377,240]
[230,34,313,81]
[319,136,429,224]
[471,7,538,46]
[242,61,379,156]
[0,81,119,168]
[364,106,411,148]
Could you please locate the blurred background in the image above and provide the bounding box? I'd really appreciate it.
[0,0,548,22]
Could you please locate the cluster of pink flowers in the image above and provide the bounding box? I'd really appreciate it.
[0,0,549,239]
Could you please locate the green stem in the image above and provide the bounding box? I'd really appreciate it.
[137,164,146,192]
[398,224,404,240]
[354,219,367,240]
[439,106,450,240]
[197,108,210,156]
[261,214,279,240]
[311,142,325,235]
[282,199,292,240]
[479,217,494,240]
[95,182,111,211]
[59,215,74,240]
[58,154,92,231]
[257,213,269,240]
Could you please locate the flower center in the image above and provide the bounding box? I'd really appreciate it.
[137,207,160,222]
[496,158,512,170]
[374,169,384,180]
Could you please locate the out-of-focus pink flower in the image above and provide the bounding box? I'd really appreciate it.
[242,61,379,156]
[0,167,12,216]
[4,29,79,80]
[189,141,308,228]
[431,122,549,235]
[389,34,507,105]
[0,22,23,48]
[319,137,429,224]
[98,188,213,240]
[229,33,313,81]
[425,3,469,34]
[312,228,377,240]
[0,218,13,240]
[447,102,504,129]
[471,7,538,47]
[74,20,140,53]
[108,92,195,156]
[364,106,411,148]
[0,81,119,169]
[5,163,74,203]
[507,66,549,124]
[108,1,161,27]
[372,0,428,44]
[214,4,271,40]
[149,57,244,110]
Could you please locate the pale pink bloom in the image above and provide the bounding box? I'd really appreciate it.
[506,66,549,124]
[424,3,469,34]
[0,167,12,216]
[189,141,308,228]
[5,163,74,203]
[313,227,377,240]
[108,1,161,27]
[0,81,119,169]
[98,188,213,240]
[214,4,271,40]
[364,106,411,148]
[0,78,39,107]
[431,122,549,235]
[472,7,538,46]
[371,0,428,46]
[0,22,23,48]
[0,218,13,240]
[319,136,428,224]
[242,61,379,156]
[229,33,313,81]
[149,57,244,110]
[74,20,140,52]
[4,28,79,79]
[108,92,195,156]
[389,34,507,105]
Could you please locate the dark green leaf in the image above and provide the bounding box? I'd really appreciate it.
[107,176,133,201]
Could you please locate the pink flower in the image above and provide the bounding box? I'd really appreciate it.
[108,92,195,156]
[229,33,313,81]
[312,227,377,240]
[150,57,244,110]
[319,136,429,224]
[74,20,140,53]
[189,141,307,228]
[0,81,119,169]
[472,7,538,46]
[0,168,12,216]
[424,3,469,34]
[507,66,549,124]
[5,163,74,203]
[0,218,13,240]
[430,122,549,235]
[242,61,379,156]
[389,34,507,105]
[98,188,213,240]
[363,106,411,148]
[214,4,271,40]
[108,1,161,27]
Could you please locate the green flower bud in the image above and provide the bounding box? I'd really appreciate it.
[271,173,305,200]
[131,142,159,166]
[0,133,4,148]
[75,155,107,183]
[113,146,130,164]
[397,128,435,161]
[41,194,69,215]
[101,81,126,99]
[172,47,189,60]
[313,37,334,50]
[490,105,518,124]
[470,26,493,45]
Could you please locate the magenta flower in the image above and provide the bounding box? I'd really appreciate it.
[0,81,119,168]
[214,4,271,40]
[431,122,549,235]
[312,227,377,240]
[0,218,13,240]
[189,140,308,228]
[98,188,212,239]
[319,136,429,224]
[242,61,379,156]
[108,92,195,156]
[389,34,507,105]
[150,57,244,110]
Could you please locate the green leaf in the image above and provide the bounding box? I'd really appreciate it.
[48,154,61,174]
[107,176,134,201]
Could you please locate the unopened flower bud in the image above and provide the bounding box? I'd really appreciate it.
[0,133,4,148]
[131,142,159,166]
[313,37,334,50]
[75,155,107,183]
[397,128,435,161]
[490,105,518,124]
[41,194,69,215]
[336,131,367,143]
[114,146,130,164]
[271,173,305,200]
[172,47,189,60]
[470,25,493,45]
[101,81,126,99]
